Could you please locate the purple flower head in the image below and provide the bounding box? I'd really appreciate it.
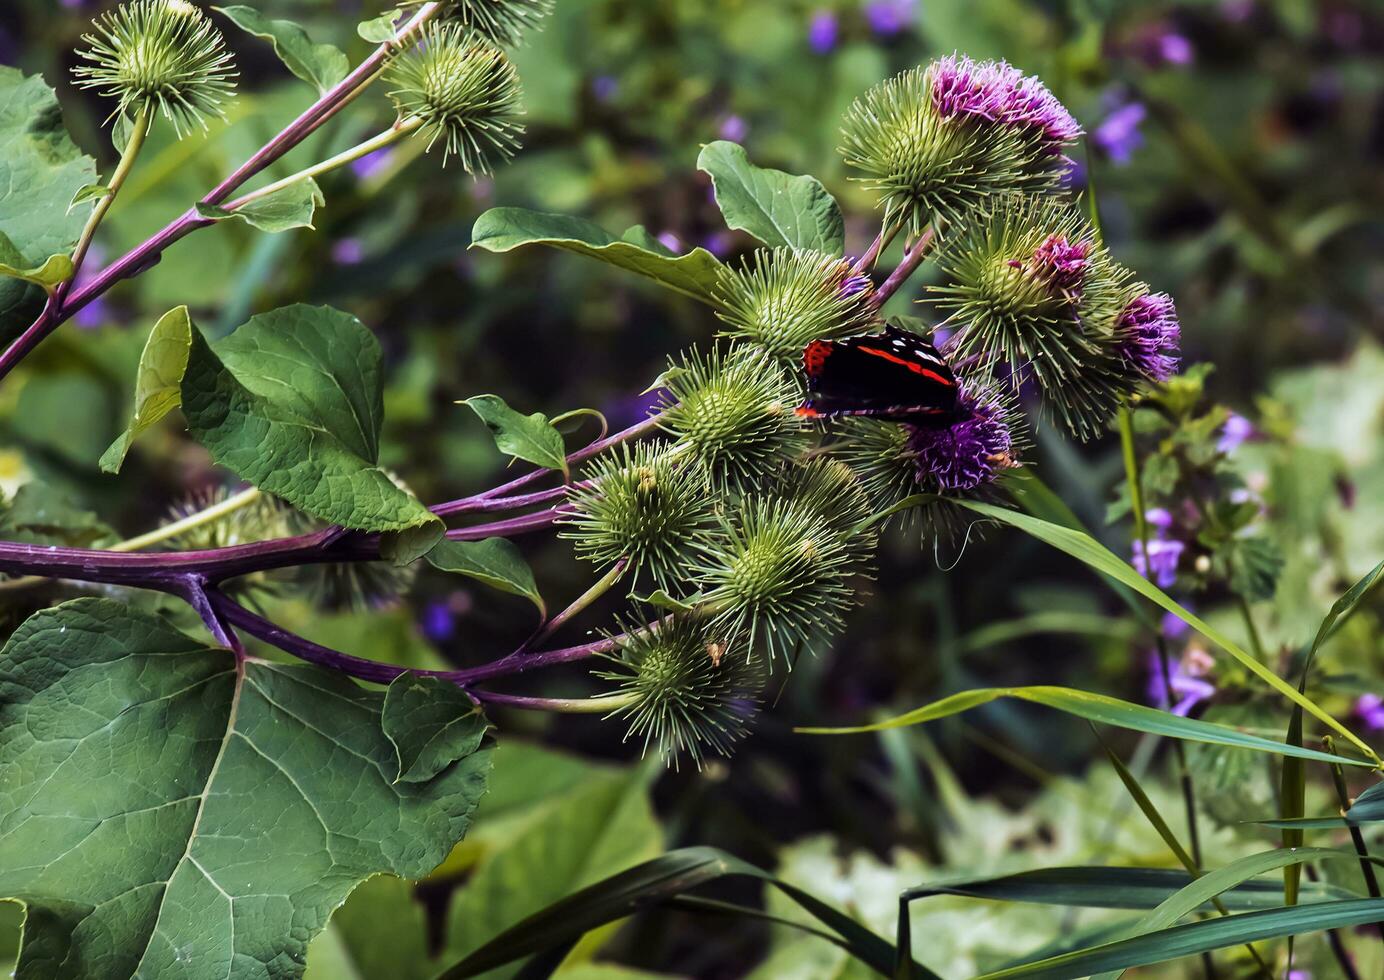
[656,231,683,254]
[1029,234,1090,296]
[350,146,394,181]
[1132,537,1184,587]
[1158,32,1194,65]
[718,115,748,143]
[1148,647,1216,715]
[1355,693,1384,732]
[1218,413,1253,454]
[1161,610,1191,640]
[1093,99,1147,165]
[928,55,1081,153]
[906,388,1016,492]
[1145,507,1174,531]
[864,0,915,36]
[839,269,872,298]
[591,75,619,102]
[808,10,838,54]
[1116,291,1180,382]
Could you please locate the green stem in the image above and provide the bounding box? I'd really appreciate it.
[480,691,638,714]
[1119,404,1206,870]
[66,102,154,286]
[522,557,629,651]
[1324,736,1384,945]
[225,116,425,212]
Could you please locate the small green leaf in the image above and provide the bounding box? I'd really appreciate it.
[798,685,1369,766]
[67,183,110,213]
[0,481,115,547]
[214,5,350,93]
[696,140,845,255]
[379,521,447,567]
[0,598,492,980]
[196,177,324,233]
[100,305,194,473]
[382,675,488,784]
[471,207,725,305]
[0,252,72,294]
[357,11,398,42]
[630,589,701,613]
[426,538,545,616]
[461,393,569,479]
[182,304,442,537]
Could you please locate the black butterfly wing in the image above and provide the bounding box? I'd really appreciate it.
[799,326,961,425]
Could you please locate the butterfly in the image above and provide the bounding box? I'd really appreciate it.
[796,324,965,427]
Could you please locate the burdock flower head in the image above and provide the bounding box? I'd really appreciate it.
[445,0,555,45]
[1115,290,1181,383]
[657,344,809,489]
[840,56,1079,232]
[386,23,524,172]
[72,0,237,136]
[561,440,717,588]
[596,615,764,768]
[715,249,874,362]
[933,195,1140,439]
[906,385,1021,493]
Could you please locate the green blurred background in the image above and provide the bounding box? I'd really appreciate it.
[0,0,1381,975]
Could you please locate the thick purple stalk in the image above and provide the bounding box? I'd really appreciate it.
[0,3,444,382]
[873,229,935,306]
[211,591,624,686]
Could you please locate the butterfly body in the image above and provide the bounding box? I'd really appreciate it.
[797,325,964,427]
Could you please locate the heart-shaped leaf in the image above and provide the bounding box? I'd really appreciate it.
[461,394,569,479]
[697,140,844,255]
[426,538,545,616]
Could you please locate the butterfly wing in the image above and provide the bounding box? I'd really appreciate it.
[799,326,961,425]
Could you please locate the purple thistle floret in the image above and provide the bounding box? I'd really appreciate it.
[807,10,838,53]
[906,390,1014,492]
[839,269,872,298]
[1030,234,1090,295]
[928,55,1082,153]
[1117,291,1181,382]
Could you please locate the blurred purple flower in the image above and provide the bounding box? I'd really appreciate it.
[1059,156,1087,191]
[718,115,748,143]
[1147,647,1216,716]
[1132,537,1184,587]
[603,388,665,429]
[1146,507,1174,531]
[701,231,733,258]
[331,238,365,265]
[1116,291,1180,382]
[1158,32,1194,65]
[71,244,110,329]
[350,146,394,181]
[864,0,914,36]
[1218,413,1253,454]
[421,600,456,644]
[656,231,683,253]
[907,388,1014,492]
[591,75,619,102]
[1161,610,1191,640]
[1092,99,1147,165]
[808,10,838,53]
[1355,693,1384,731]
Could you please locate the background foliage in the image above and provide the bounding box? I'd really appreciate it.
[0,0,1380,976]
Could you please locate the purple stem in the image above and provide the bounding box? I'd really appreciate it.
[446,507,563,541]
[873,228,936,306]
[0,3,443,382]
[210,591,624,686]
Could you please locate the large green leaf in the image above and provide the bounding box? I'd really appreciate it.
[470,208,725,305]
[100,306,194,473]
[0,67,96,341]
[461,394,570,479]
[442,765,664,976]
[696,140,844,255]
[425,538,545,616]
[942,499,1379,764]
[439,847,922,979]
[975,899,1384,979]
[214,6,349,94]
[0,598,492,980]
[181,304,441,536]
[798,685,1366,766]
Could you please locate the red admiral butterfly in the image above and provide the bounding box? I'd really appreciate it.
[796,324,964,427]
